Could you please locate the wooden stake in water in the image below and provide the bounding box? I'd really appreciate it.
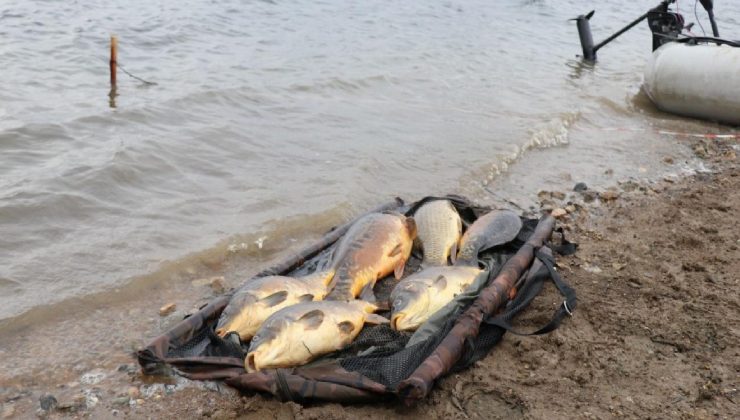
[110,35,117,87]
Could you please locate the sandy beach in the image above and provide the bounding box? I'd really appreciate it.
[1,136,737,419]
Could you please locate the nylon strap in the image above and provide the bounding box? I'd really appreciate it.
[483,248,577,335]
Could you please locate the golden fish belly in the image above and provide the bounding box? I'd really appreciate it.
[216,276,326,340]
[246,301,375,371]
[391,266,481,331]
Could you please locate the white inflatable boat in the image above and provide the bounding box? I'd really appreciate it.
[644,41,740,126]
[573,0,739,126]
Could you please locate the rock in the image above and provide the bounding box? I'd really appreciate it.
[127,386,141,399]
[159,303,176,316]
[112,396,130,406]
[209,276,226,294]
[600,191,620,201]
[663,156,674,164]
[39,394,57,411]
[619,180,639,192]
[111,409,120,416]
[581,191,598,203]
[565,205,577,213]
[551,191,566,200]
[551,208,568,218]
[2,404,15,419]
[136,399,145,406]
[80,370,106,385]
[117,364,133,373]
[573,182,588,192]
[582,263,603,274]
[604,169,614,176]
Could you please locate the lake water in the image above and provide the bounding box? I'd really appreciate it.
[1,0,738,323]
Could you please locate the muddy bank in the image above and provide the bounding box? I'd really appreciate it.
[1,138,738,419]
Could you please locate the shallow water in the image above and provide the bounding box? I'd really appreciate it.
[1,0,738,323]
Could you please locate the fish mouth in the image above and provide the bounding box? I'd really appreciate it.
[390,314,404,331]
[245,353,258,372]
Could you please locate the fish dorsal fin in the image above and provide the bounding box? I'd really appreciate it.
[365,314,390,325]
[337,320,355,335]
[433,275,447,290]
[260,291,288,307]
[298,309,324,330]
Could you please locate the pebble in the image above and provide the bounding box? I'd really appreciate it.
[600,191,620,201]
[80,370,106,385]
[663,156,674,164]
[39,394,57,411]
[551,208,567,218]
[159,303,176,316]
[2,405,15,419]
[565,204,577,213]
[582,263,603,274]
[209,276,226,294]
[128,386,141,399]
[112,396,130,406]
[573,182,588,192]
[551,191,566,200]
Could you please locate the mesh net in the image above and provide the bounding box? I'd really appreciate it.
[161,199,552,391]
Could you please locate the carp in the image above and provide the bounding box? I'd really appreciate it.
[215,271,331,341]
[456,210,522,266]
[389,265,482,331]
[245,300,388,371]
[325,212,416,301]
[413,199,462,267]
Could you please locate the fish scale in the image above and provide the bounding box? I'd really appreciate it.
[414,200,462,267]
[325,212,416,301]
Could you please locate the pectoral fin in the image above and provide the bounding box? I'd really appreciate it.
[298,309,325,330]
[359,281,376,303]
[260,291,288,307]
[449,241,458,264]
[388,243,403,258]
[365,314,390,325]
[394,260,406,279]
[337,321,356,335]
[433,275,447,290]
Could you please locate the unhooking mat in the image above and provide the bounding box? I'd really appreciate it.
[137,195,577,405]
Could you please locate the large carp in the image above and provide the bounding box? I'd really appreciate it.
[456,210,522,266]
[325,212,416,301]
[245,300,387,371]
[389,265,482,331]
[413,199,462,267]
[215,271,330,341]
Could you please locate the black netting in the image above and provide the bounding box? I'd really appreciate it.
[167,324,245,359]
[340,317,458,390]
[160,196,568,395]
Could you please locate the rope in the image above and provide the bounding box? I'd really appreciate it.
[116,62,157,85]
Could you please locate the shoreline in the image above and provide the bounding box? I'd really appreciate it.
[1,136,737,419]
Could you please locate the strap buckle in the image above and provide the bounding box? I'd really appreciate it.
[563,300,573,317]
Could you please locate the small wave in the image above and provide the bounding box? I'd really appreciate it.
[479,112,580,186]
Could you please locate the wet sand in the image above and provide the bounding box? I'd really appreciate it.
[1,137,737,419]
